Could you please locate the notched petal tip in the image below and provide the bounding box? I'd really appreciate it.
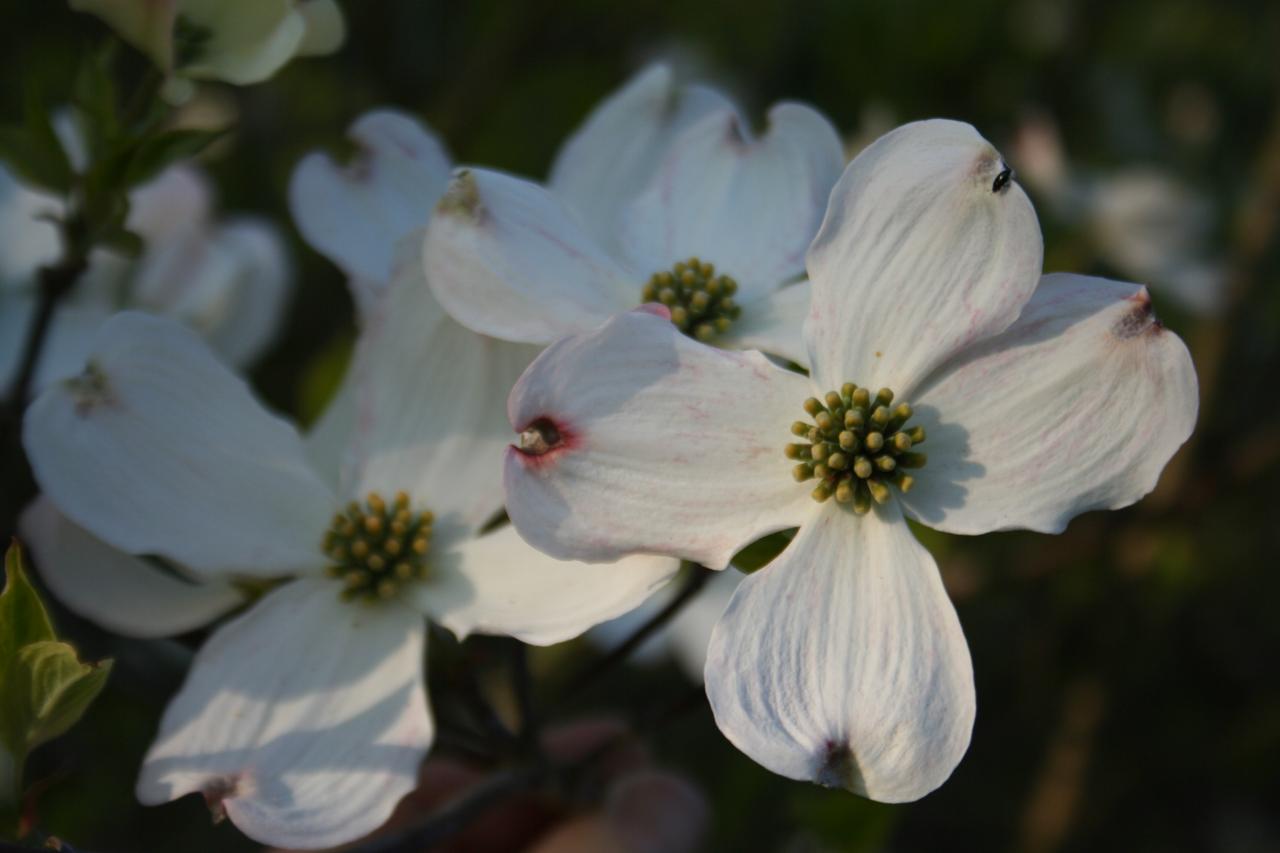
[1113,287,1164,339]
[816,739,867,794]
[992,162,1015,194]
[64,360,116,416]
[435,169,483,221]
[513,416,578,469]
[202,774,242,823]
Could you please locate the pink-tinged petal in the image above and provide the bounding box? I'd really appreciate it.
[417,524,681,647]
[706,503,974,802]
[23,312,334,578]
[289,109,451,295]
[423,168,636,345]
[504,309,812,569]
[346,236,540,531]
[21,497,243,638]
[904,273,1198,535]
[721,280,811,367]
[621,103,843,301]
[805,119,1043,395]
[548,63,734,251]
[137,579,431,849]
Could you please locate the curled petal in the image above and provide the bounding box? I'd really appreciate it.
[805,119,1043,394]
[905,273,1199,534]
[504,309,812,569]
[137,579,432,849]
[706,504,974,802]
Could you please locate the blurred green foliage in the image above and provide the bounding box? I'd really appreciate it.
[2,0,1278,851]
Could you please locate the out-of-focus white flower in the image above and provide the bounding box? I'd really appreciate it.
[1013,113,1226,315]
[502,120,1198,802]
[21,240,678,849]
[69,0,344,98]
[423,63,844,367]
[0,161,291,394]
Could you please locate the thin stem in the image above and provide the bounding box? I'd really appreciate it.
[0,230,90,543]
[509,639,537,748]
[562,564,711,701]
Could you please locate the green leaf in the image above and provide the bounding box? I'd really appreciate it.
[0,542,113,814]
[14,642,112,752]
[0,85,77,194]
[97,223,145,257]
[0,542,56,670]
[72,41,122,161]
[120,127,226,188]
[0,125,73,195]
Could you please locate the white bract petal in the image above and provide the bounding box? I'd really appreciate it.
[905,273,1198,534]
[295,0,346,56]
[505,310,812,569]
[424,168,637,345]
[805,119,1043,394]
[419,524,681,647]
[21,497,244,638]
[346,236,540,532]
[198,218,294,367]
[620,102,843,302]
[705,504,974,802]
[719,280,811,367]
[290,109,452,294]
[137,579,431,850]
[548,63,734,250]
[23,312,334,577]
[176,0,308,85]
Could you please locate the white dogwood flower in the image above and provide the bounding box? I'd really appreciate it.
[70,0,344,98]
[0,161,291,394]
[21,241,678,849]
[423,64,844,366]
[502,120,1198,802]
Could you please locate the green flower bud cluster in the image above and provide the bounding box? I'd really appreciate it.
[322,491,434,603]
[786,384,927,514]
[641,257,741,342]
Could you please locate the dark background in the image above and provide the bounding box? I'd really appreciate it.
[3,1,1279,850]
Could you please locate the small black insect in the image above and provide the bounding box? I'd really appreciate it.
[992,164,1014,193]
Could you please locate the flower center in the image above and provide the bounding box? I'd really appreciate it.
[786,384,927,514]
[322,492,434,603]
[641,257,741,342]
